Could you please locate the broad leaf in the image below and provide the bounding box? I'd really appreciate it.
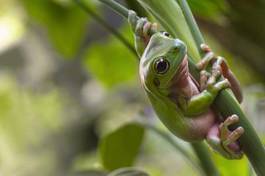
[213,153,248,176]
[83,27,137,88]
[99,123,145,171]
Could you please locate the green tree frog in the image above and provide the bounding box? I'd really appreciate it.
[129,11,244,159]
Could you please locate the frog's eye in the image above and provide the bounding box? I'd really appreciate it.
[154,57,170,74]
[161,31,170,37]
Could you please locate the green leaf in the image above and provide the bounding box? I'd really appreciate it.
[109,168,149,176]
[83,27,137,88]
[213,153,249,176]
[99,123,145,171]
[20,0,89,58]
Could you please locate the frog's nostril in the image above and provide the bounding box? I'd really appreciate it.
[174,47,179,53]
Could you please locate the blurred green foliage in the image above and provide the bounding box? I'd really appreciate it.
[21,0,89,58]
[84,27,138,88]
[0,75,64,175]
[188,0,228,21]
[213,153,249,176]
[100,123,145,171]
[0,0,264,176]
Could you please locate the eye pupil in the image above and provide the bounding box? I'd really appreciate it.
[162,32,170,37]
[155,58,169,74]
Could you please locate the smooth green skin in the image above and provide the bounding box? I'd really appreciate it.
[138,32,241,159]
[140,33,214,138]
[128,10,240,159]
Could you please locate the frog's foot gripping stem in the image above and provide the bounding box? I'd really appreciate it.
[207,114,244,159]
[220,115,244,159]
[200,68,231,98]
[197,44,243,103]
[128,10,157,57]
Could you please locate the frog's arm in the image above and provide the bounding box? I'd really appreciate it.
[128,10,157,57]
[197,44,243,103]
[179,79,230,116]
[180,44,242,117]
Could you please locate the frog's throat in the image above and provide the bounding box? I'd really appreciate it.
[168,54,190,103]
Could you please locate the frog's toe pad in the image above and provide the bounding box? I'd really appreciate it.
[220,116,244,159]
[200,43,211,52]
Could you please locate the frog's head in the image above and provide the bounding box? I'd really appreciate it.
[139,32,187,98]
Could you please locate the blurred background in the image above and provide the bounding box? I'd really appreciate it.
[0,0,264,175]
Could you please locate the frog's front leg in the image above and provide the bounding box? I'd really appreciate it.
[180,72,230,116]
[128,10,158,57]
[197,44,243,103]
[207,114,244,159]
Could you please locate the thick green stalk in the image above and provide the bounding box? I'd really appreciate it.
[98,0,132,19]
[176,1,265,175]
[125,0,147,17]
[175,0,204,56]
[191,142,219,176]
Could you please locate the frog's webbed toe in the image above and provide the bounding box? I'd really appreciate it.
[220,114,244,159]
[207,114,244,159]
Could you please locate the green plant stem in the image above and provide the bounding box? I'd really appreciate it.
[177,0,265,175]
[191,142,219,176]
[143,124,204,175]
[98,0,132,19]
[125,0,147,17]
[175,0,204,56]
[74,0,137,56]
